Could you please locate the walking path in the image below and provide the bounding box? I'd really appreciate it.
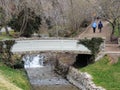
[78,21,112,43]
[78,20,120,61]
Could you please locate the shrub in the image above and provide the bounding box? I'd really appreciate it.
[78,37,103,63]
[0,40,16,67]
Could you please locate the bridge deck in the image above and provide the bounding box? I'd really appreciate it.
[11,40,91,54]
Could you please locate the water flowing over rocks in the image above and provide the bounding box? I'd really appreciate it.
[22,52,105,90]
[23,54,45,68]
[23,53,79,90]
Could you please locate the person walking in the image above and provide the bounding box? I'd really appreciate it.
[98,21,103,33]
[92,21,97,33]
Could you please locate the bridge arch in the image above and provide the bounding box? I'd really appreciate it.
[73,54,92,68]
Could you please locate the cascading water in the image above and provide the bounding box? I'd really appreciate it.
[23,54,79,90]
[23,54,45,68]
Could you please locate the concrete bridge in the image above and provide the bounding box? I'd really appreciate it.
[11,39,91,54]
[11,39,93,90]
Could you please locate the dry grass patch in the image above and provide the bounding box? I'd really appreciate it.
[0,73,22,90]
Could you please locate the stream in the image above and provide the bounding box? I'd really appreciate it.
[23,54,79,90]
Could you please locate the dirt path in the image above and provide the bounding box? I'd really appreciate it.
[78,21,112,43]
[78,20,120,62]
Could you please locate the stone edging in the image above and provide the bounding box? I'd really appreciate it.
[67,67,106,90]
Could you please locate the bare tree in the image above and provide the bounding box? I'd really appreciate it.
[65,0,92,35]
[0,0,94,37]
[0,0,13,35]
[98,0,120,40]
[0,0,43,36]
[47,0,93,37]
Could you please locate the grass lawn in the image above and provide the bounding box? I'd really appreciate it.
[80,56,120,90]
[0,31,31,90]
[114,24,120,37]
[0,62,31,90]
[0,35,13,40]
[0,31,14,40]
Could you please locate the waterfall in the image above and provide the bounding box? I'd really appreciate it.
[23,54,45,68]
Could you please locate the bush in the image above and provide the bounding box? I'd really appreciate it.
[78,37,103,63]
[0,40,16,67]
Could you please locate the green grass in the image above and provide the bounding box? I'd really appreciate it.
[80,56,120,90]
[114,30,119,37]
[0,30,31,89]
[0,35,13,40]
[114,25,120,37]
[0,62,31,90]
[0,31,14,40]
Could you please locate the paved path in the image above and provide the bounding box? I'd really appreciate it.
[78,21,112,43]
[12,40,90,54]
[78,20,120,61]
[78,21,120,53]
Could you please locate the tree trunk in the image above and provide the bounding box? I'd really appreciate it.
[19,8,28,36]
[106,19,116,42]
[110,24,115,41]
[5,26,10,35]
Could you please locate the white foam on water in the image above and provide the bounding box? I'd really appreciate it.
[23,55,44,68]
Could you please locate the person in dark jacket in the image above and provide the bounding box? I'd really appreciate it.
[98,21,103,33]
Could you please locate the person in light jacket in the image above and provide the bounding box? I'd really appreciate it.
[92,21,97,33]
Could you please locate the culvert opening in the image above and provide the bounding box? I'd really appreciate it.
[73,54,92,68]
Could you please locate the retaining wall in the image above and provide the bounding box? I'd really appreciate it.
[54,59,106,90]
[67,67,105,90]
